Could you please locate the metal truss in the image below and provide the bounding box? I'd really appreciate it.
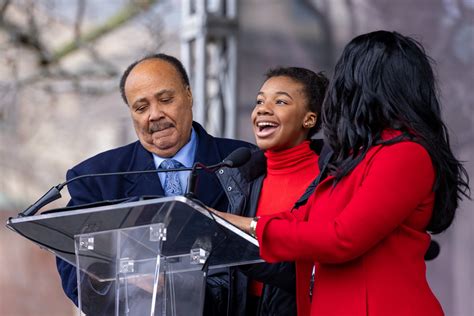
[181,0,238,138]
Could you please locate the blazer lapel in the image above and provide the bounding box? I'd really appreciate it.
[124,142,165,198]
[192,123,225,208]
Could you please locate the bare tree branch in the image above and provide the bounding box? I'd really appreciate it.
[0,15,52,65]
[0,0,10,19]
[74,0,86,40]
[0,0,159,66]
[51,0,159,63]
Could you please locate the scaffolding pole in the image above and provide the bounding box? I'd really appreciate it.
[181,0,238,138]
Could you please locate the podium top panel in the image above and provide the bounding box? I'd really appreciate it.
[7,196,261,271]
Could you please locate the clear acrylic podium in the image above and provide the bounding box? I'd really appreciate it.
[7,196,262,316]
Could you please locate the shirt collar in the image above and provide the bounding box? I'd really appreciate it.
[152,128,197,169]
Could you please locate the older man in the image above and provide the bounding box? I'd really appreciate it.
[56,54,253,315]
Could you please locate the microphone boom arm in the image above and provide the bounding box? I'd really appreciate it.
[17,147,251,218]
[17,166,195,218]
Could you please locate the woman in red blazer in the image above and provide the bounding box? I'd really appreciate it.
[215,30,470,315]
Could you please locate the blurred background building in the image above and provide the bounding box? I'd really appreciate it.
[0,0,472,315]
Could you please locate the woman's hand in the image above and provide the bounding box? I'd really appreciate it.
[208,208,253,234]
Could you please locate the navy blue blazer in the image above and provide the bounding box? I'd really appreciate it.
[56,122,253,313]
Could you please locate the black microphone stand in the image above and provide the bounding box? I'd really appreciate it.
[185,162,201,200]
[185,162,222,199]
[18,147,251,218]
[17,166,194,218]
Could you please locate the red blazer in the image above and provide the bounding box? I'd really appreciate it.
[256,135,444,316]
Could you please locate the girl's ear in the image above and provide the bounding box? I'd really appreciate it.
[303,112,317,128]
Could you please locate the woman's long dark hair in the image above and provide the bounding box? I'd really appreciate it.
[322,30,470,233]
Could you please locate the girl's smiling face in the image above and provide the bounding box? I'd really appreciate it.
[252,76,317,151]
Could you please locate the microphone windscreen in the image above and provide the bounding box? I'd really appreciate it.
[222,147,252,168]
[424,240,440,261]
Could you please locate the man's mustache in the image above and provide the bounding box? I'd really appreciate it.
[149,121,174,133]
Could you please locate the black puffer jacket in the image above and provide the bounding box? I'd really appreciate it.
[215,140,324,316]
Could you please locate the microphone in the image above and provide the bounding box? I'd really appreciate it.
[221,147,252,168]
[18,165,194,218]
[18,187,63,218]
[424,240,440,261]
[18,147,252,218]
[186,147,252,198]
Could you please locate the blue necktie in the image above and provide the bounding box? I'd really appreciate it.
[160,159,184,196]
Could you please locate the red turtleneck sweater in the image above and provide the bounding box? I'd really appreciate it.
[250,140,319,296]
